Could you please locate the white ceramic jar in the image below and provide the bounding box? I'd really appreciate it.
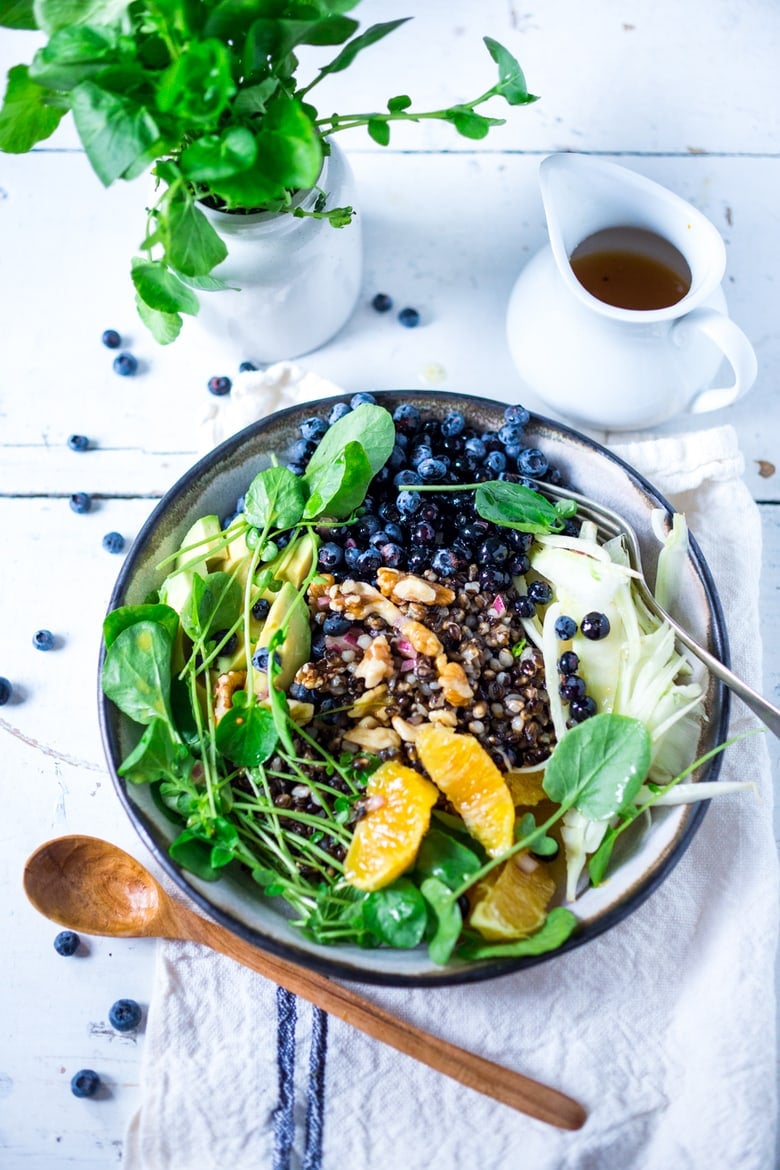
[194,140,362,363]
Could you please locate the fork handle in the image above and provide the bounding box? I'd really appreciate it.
[651,599,780,737]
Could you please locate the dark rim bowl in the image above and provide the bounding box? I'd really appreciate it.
[98,390,730,987]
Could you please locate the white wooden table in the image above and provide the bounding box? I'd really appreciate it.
[1,1,778,1164]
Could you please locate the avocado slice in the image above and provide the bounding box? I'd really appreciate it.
[253,580,311,694]
[175,514,224,573]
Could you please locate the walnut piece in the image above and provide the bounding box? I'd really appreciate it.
[214,670,247,722]
[377,567,455,606]
[436,659,474,707]
[353,633,394,689]
[342,725,401,750]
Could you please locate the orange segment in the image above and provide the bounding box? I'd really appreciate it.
[415,724,515,857]
[505,768,547,807]
[469,855,555,941]
[344,761,438,892]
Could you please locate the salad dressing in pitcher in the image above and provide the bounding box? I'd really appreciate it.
[569,226,692,311]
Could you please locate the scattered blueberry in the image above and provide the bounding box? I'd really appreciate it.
[371,292,393,312]
[350,392,376,408]
[251,598,271,622]
[113,352,138,377]
[109,998,142,1032]
[207,375,232,396]
[558,650,580,675]
[318,542,343,570]
[398,306,420,328]
[300,416,329,442]
[32,629,54,651]
[101,329,121,349]
[71,1069,101,1098]
[54,930,80,956]
[527,580,553,605]
[69,491,92,514]
[580,611,611,640]
[554,614,577,640]
[0,677,11,705]
[67,434,90,453]
[102,531,125,554]
[239,360,258,372]
[328,401,351,424]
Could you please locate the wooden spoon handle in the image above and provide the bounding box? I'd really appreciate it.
[179,907,586,1131]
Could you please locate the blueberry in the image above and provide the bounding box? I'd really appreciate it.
[407,549,431,573]
[239,360,258,372]
[508,553,531,575]
[69,491,92,514]
[113,352,138,377]
[328,401,351,424]
[379,541,404,568]
[398,306,420,328]
[355,514,382,542]
[318,542,343,570]
[569,696,598,723]
[558,650,580,675]
[484,450,507,475]
[478,566,511,592]
[464,437,486,459]
[54,930,79,956]
[396,490,422,517]
[410,443,434,468]
[413,520,436,545]
[0,677,11,705]
[580,611,611,640]
[356,547,382,574]
[498,423,525,447]
[504,404,530,427]
[507,528,534,552]
[32,629,54,651]
[416,503,440,527]
[380,521,404,544]
[290,437,315,462]
[252,647,280,672]
[252,598,271,621]
[559,675,587,701]
[394,468,422,487]
[513,595,536,619]
[286,461,306,476]
[67,434,90,452]
[207,375,232,396]
[289,682,318,702]
[554,614,578,640]
[371,292,393,312]
[102,531,125,554]
[300,416,329,442]
[350,392,376,408]
[109,998,142,1032]
[392,403,421,432]
[344,544,361,570]
[417,457,448,482]
[322,613,351,636]
[441,411,465,438]
[71,1069,101,1098]
[477,536,510,565]
[431,548,459,577]
[310,632,326,659]
[527,580,553,605]
[213,630,238,658]
[101,329,121,349]
[517,448,549,477]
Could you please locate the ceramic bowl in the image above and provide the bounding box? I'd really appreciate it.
[98,391,730,986]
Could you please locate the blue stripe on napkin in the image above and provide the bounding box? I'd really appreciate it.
[273,987,297,1170]
[303,1007,329,1170]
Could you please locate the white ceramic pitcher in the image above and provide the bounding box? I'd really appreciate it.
[506,154,757,430]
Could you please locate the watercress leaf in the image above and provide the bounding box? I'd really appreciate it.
[168,829,221,881]
[0,64,65,152]
[457,907,578,960]
[166,195,228,277]
[302,15,358,45]
[474,480,562,533]
[232,78,278,117]
[118,717,192,786]
[483,36,538,106]
[367,117,390,146]
[29,25,119,90]
[363,878,427,949]
[101,620,174,726]
[314,17,410,79]
[587,832,616,887]
[446,106,502,140]
[172,271,236,292]
[305,402,395,479]
[180,126,258,183]
[135,293,183,345]
[543,713,651,821]
[103,602,179,648]
[34,0,129,34]
[302,439,372,520]
[214,704,278,767]
[70,80,159,186]
[131,257,200,316]
[0,1,37,30]
[414,828,481,890]
[387,94,411,113]
[181,570,242,640]
[244,465,306,531]
[203,0,268,40]
[420,876,462,966]
[156,38,235,127]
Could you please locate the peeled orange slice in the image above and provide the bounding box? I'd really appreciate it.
[415,723,515,857]
[344,761,438,892]
[468,855,555,941]
[505,768,547,807]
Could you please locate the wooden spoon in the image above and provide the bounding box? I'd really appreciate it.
[23,834,586,1131]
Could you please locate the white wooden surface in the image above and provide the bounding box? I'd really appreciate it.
[0,1,778,1165]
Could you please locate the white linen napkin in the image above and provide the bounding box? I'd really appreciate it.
[125,396,778,1170]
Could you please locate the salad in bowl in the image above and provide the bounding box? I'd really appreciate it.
[99,392,733,983]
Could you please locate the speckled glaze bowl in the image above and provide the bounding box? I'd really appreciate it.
[98,391,730,986]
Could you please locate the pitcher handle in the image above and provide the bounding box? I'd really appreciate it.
[672,307,758,414]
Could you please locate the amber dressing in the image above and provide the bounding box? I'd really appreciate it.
[569,226,692,310]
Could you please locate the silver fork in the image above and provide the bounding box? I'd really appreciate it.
[535,480,780,738]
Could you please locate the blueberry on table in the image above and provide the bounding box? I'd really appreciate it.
[580,611,611,640]
[554,614,578,640]
[71,1069,101,1098]
[101,329,121,349]
[113,351,138,377]
[207,375,232,396]
[67,434,90,452]
[69,492,92,514]
[398,306,420,328]
[0,677,12,705]
[371,292,393,312]
[238,360,258,372]
[102,531,125,554]
[54,930,80,956]
[109,998,142,1032]
[32,629,54,651]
